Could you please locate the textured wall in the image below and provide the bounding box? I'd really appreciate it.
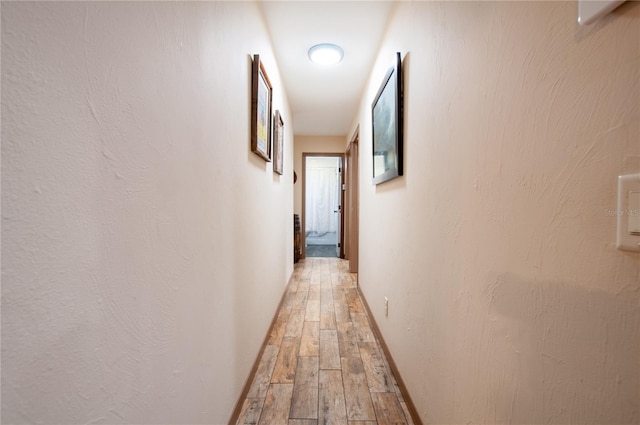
[2,2,293,423]
[350,1,640,423]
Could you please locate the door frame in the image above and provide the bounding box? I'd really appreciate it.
[302,152,345,259]
[344,128,359,273]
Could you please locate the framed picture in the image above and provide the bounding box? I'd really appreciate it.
[273,110,284,175]
[578,0,625,24]
[372,52,403,185]
[251,54,272,161]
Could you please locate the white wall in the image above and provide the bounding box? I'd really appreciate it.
[2,2,293,423]
[350,2,640,424]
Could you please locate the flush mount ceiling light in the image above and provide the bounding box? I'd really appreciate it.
[308,43,344,65]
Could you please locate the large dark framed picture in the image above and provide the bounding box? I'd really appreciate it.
[273,110,284,175]
[251,54,272,161]
[371,52,403,185]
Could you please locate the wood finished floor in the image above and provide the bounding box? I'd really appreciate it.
[235,258,414,425]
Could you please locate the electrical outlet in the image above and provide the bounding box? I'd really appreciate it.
[384,297,389,318]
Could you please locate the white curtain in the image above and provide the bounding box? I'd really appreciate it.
[306,167,339,235]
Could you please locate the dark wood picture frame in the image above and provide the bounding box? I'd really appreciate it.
[273,110,284,175]
[371,52,403,185]
[251,54,272,161]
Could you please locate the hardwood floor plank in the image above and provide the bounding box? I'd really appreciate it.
[309,285,321,300]
[284,308,306,338]
[242,398,264,425]
[333,289,351,323]
[379,344,399,388]
[235,397,252,425]
[290,356,319,419]
[293,290,309,310]
[281,292,296,315]
[343,288,364,314]
[299,321,320,357]
[321,288,334,307]
[291,266,303,278]
[336,274,354,289]
[336,322,360,359]
[320,304,337,330]
[371,392,407,425]
[351,313,375,343]
[299,266,311,282]
[259,384,294,425]
[329,270,339,285]
[400,401,415,425]
[376,344,401,400]
[341,357,376,421]
[359,342,394,392]
[311,268,323,287]
[289,420,318,425]
[247,344,279,398]
[272,338,299,384]
[347,422,377,425]
[319,329,341,370]
[305,299,321,322]
[318,369,347,425]
[394,382,404,403]
[269,310,290,346]
[321,273,333,289]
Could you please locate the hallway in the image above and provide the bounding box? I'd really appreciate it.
[234,258,414,425]
[3,2,639,423]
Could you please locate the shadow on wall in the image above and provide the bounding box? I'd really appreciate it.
[480,273,639,424]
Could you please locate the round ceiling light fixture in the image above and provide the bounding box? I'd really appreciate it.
[308,43,344,65]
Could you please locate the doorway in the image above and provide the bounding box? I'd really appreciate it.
[302,154,344,258]
[344,129,359,273]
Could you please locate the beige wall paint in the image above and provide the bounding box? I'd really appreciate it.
[350,2,640,424]
[293,135,347,216]
[2,2,293,423]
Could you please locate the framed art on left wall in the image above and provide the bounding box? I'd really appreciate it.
[251,54,272,161]
[273,110,284,175]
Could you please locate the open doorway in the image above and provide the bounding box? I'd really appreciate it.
[303,154,344,258]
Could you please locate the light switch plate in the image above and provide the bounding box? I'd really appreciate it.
[616,173,640,252]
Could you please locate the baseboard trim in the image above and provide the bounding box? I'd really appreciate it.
[357,286,424,425]
[227,272,293,425]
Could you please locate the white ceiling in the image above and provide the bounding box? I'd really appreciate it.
[259,1,396,136]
